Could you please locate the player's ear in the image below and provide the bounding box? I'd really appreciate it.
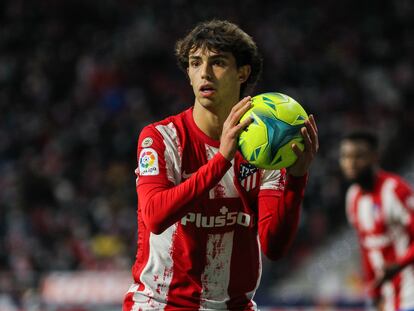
[238,65,251,84]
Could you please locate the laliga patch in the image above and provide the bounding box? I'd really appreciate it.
[139,148,159,175]
[141,137,153,148]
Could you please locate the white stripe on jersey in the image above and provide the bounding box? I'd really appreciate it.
[393,227,414,310]
[133,224,178,310]
[205,145,238,199]
[251,173,257,190]
[357,195,375,231]
[368,249,396,311]
[382,282,395,311]
[345,185,359,226]
[381,179,414,311]
[244,175,252,191]
[399,266,414,310]
[260,169,283,191]
[156,123,182,185]
[382,179,410,225]
[368,249,384,275]
[200,231,234,310]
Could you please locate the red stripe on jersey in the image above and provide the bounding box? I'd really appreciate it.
[123,292,134,311]
[249,174,254,190]
[393,271,401,311]
[226,226,259,310]
[164,224,203,310]
[132,213,151,291]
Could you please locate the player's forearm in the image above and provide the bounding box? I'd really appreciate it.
[258,174,307,260]
[138,153,232,234]
[258,195,301,260]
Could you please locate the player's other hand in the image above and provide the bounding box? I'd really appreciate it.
[219,96,253,161]
[373,263,402,289]
[373,297,385,311]
[287,114,319,177]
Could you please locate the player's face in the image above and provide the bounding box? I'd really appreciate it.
[187,47,250,111]
[339,140,377,181]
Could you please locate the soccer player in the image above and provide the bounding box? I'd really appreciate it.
[340,131,414,311]
[123,20,319,311]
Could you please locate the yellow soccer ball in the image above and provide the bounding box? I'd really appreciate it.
[238,92,308,170]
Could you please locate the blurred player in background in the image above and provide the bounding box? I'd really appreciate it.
[340,131,414,311]
[123,20,318,310]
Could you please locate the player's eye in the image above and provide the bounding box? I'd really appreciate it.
[190,60,201,67]
[213,59,226,67]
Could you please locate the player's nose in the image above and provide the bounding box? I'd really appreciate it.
[200,63,212,80]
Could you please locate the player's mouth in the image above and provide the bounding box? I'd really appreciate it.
[199,84,216,97]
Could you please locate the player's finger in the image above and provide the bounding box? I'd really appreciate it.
[309,114,318,133]
[230,96,251,116]
[231,99,252,125]
[234,116,253,135]
[301,127,313,154]
[305,119,318,152]
[305,116,317,138]
[227,97,248,121]
[224,98,250,129]
[291,142,304,158]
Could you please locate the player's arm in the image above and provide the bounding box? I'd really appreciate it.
[137,125,231,234]
[257,115,318,260]
[374,180,414,288]
[137,97,252,234]
[257,171,307,260]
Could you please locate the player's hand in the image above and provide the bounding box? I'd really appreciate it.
[373,297,385,311]
[373,263,402,289]
[219,96,253,161]
[287,114,319,177]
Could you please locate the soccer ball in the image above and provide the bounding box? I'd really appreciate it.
[238,92,308,170]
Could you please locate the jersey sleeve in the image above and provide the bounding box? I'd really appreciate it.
[257,169,307,261]
[136,125,232,234]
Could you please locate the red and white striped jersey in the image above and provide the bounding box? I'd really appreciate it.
[346,171,414,311]
[123,107,307,311]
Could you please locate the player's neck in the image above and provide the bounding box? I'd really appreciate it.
[193,103,230,141]
[356,167,378,192]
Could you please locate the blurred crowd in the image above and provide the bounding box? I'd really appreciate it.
[0,0,413,307]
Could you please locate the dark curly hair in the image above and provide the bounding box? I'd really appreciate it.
[175,20,262,97]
